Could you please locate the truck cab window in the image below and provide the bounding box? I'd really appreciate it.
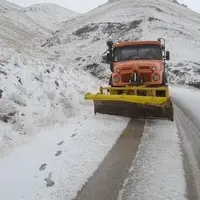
[114,45,162,62]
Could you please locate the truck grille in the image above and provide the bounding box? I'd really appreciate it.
[121,73,151,83]
[139,66,150,70]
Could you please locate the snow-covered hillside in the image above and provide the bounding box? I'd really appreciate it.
[0,1,53,62]
[0,0,21,10]
[22,3,80,31]
[0,1,104,154]
[43,0,200,85]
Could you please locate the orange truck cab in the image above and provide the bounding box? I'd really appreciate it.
[106,38,170,87]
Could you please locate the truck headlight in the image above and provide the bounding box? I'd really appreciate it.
[114,76,120,83]
[152,66,157,71]
[153,74,160,81]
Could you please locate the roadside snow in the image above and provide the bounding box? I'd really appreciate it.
[0,55,104,156]
[118,120,187,200]
[0,110,129,200]
[170,84,200,130]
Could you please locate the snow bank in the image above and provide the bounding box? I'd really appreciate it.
[0,111,129,200]
[118,120,187,200]
[170,84,200,129]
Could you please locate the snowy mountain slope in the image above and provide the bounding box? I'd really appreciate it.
[0,9,51,44]
[43,0,200,84]
[22,3,80,31]
[0,8,51,43]
[0,0,21,10]
[0,1,54,63]
[0,2,83,150]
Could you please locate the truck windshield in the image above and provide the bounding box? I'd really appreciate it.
[113,44,162,62]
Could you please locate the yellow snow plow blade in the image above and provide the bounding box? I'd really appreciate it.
[84,86,174,121]
[85,93,169,105]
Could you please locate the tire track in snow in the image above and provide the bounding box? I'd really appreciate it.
[118,119,187,200]
[74,119,144,200]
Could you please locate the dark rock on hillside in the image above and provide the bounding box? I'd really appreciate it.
[41,20,143,48]
[73,20,142,38]
[73,24,99,36]
[84,63,106,79]
[172,0,180,4]
[187,82,200,89]
[149,6,164,12]
[0,89,3,99]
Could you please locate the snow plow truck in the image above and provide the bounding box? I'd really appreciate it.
[84,38,174,121]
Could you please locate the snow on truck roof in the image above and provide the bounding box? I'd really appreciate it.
[114,41,161,47]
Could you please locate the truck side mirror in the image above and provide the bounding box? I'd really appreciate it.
[107,53,114,72]
[166,51,170,60]
[107,53,111,62]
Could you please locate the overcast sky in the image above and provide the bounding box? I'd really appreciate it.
[179,0,200,13]
[7,0,200,13]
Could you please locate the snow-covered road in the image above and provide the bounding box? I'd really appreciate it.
[74,117,186,200]
[1,85,200,200]
[0,107,129,200]
[118,119,186,200]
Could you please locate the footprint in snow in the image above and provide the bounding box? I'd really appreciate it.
[39,163,47,171]
[55,151,62,156]
[71,133,77,137]
[44,172,55,187]
[57,140,64,146]
[77,121,83,127]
